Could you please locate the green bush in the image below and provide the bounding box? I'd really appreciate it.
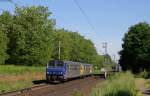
[140,70,150,79]
[145,79,150,88]
[91,72,137,96]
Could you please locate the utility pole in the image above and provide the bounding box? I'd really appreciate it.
[113,55,116,63]
[58,41,61,60]
[102,42,107,55]
[102,42,108,64]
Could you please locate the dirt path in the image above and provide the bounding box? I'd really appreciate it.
[136,78,150,96]
[0,73,44,82]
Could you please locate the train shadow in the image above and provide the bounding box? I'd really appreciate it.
[32,74,105,85]
[32,79,60,85]
[32,79,47,84]
[92,74,105,79]
[46,76,92,85]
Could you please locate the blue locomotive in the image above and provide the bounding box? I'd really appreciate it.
[46,60,92,82]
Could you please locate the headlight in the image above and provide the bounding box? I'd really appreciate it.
[47,72,49,74]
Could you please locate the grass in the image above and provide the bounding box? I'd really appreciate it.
[0,65,45,75]
[144,79,150,88]
[72,90,84,96]
[0,65,45,93]
[92,70,101,74]
[91,72,138,96]
[0,80,33,93]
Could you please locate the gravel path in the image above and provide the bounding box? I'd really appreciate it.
[136,78,150,96]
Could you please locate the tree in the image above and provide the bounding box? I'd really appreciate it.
[0,27,8,64]
[51,29,102,66]
[0,11,12,64]
[51,29,72,60]
[119,22,150,73]
[93,55,103,69]
[7,6,55,65]
[0,6,106,67]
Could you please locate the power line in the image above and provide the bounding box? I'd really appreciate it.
[0,0,21,14]
[8,0,23,6]
[0,8,4,11]
[102,42,108,64]
[73,0,108,64]
[73,0,97,34]
[8,0,18,6]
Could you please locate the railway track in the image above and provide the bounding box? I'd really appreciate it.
[0,75,104,96]
[0,84,49,96]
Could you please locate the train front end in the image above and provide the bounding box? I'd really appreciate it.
[46,60,66,82]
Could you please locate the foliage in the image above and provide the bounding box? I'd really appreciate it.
[0,5,112,67]
[0,27,8,64]
[93,55,103,69]
[51,29,104,67]
[68,32,97,64]
[140,70,150,79]
[91,72,137,96]
[119,22,150,73]
[0,11,10,64]
[51,29,72,60]
[6,6,55,65]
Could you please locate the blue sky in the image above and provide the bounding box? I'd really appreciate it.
[0,0,150,60]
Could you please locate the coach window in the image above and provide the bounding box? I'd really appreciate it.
[67,65,70,71]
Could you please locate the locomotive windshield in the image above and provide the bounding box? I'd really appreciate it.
[48,61,55,67]
[48,60,64,68]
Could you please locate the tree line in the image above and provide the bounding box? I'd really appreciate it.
[120,22,150,73]
[0,6,108,67]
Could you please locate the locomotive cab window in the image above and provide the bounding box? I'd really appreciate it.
[56,61,64,67]
[48,61,55,67]
[48,60,64,68]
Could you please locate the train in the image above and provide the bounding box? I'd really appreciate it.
[46,60,93,82]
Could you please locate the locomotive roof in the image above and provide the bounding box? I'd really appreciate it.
[64,61,91,65]
[49,60,92,65]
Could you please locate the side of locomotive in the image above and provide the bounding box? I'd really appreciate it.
[46,60,93,82]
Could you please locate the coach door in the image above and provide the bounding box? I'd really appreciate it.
[80,65,84,76]
[90,66,92,74]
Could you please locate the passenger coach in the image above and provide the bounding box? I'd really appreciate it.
[46,60,92,82]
